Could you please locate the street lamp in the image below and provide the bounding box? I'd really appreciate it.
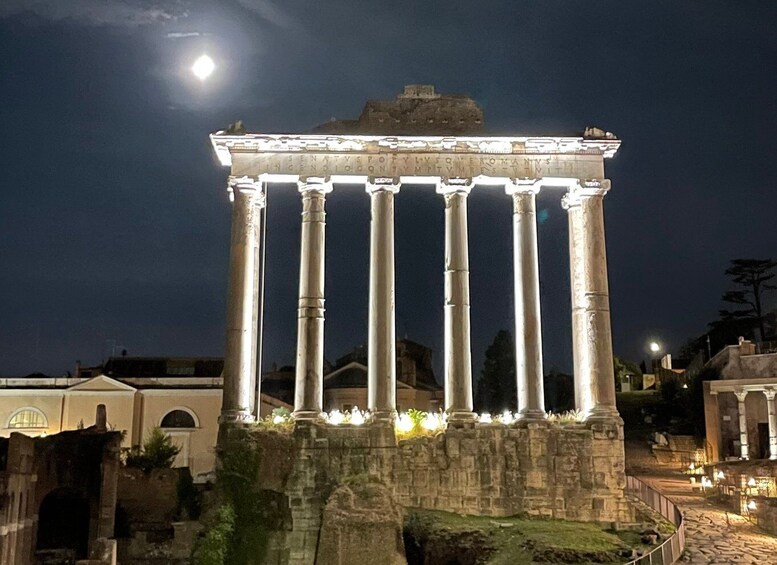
[650,342,661,353]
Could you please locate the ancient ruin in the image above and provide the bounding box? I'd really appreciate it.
[210,85,630,563]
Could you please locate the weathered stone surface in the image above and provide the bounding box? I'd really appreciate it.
[243,422,632,564]
[316,482,405,565]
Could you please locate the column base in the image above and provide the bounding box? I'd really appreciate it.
[585,407,623,427]
[447,410,477,426]
[370,409,397,424]
[293,409,325,422]
[219,409,256,425]
[515,410,548,427]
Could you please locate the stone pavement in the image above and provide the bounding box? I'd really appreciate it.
[638,474,777,564]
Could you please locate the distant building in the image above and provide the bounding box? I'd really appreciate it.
[703,338,777,461]
[0,357,287,481]
[0,339,442,479]
[254,339,443,413]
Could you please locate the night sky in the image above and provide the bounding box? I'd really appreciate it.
[1,2,776,379]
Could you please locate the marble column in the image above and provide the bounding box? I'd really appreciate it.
[764,389,777,460]
[735,389,749,460]
[437,178,476,422]
[563,180,620,423]
[367,178,400,421]
[506,179,545,421]
[293,177,332,421]
[221,176,265,423]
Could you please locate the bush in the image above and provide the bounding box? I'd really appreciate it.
[192,504,235,565]
[126,427,181,473]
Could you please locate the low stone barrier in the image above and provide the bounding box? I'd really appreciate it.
[624,476,685,565]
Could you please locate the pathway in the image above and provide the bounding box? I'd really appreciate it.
[638,474,777,564]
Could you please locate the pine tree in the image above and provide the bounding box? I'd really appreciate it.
[720,258,777,341]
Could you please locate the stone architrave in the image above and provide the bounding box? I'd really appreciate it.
[437,178,476,422]
[220,176,265,424]
[293,177,333,421]
[506,179,545,421]
[563,180,620,423]
[366,178,401,422]
[735,389,749,460]
[764,388,777,460]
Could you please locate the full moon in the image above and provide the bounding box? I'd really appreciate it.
[191,55,215,80]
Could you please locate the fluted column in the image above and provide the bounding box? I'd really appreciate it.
[221,176,265,424]
[764,388,777,460]
[294,177,332,421]
[506,179,545,421]
[735,389,749,459]
[367,178,400,422]
[437,178,476,422]
[563,179,620,423]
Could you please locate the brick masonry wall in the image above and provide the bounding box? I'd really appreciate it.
[239,421,632,565]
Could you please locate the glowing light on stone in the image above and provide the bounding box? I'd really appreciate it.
[422,412,444,432]
[478,413,492,424]
[396,413,414,433]
[328,410,345,425]
[350,407,365,426]
[192,54,215,80]
[748,500,757,511]
[748,477,756,487]
[272,414,286,425]
[716,471,725,480]
[498,410,515,425]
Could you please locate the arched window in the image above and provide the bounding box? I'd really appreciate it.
[8,408,47,429]
[160,409,196,429]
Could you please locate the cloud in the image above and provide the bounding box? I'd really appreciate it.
[234,0,300,31]
[0,0,299,30]
[0,0,186,27]
[166,31,210,39]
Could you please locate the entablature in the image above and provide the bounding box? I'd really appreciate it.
[210,133,621,181]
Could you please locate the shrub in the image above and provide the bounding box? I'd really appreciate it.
[126,427,180,473]
[192,504,235,565]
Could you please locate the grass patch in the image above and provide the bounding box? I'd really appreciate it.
[404,509,634,565]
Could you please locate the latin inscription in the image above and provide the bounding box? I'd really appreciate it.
[234,152,603,179]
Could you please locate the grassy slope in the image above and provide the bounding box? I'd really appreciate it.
[406,509,633,565]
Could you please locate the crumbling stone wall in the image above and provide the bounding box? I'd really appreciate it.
[0,429,120,565]
[226,421,631,565]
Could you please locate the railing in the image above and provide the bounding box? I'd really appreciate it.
[755,340,777,355]
[624,476,686,565]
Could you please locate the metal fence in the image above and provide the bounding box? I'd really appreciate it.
[755,340,777,355]
[624,476,686,565]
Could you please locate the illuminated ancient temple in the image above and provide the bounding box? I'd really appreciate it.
[210,86,630,564]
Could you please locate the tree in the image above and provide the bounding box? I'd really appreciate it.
[720,258,777,341]
[474,330,516,412]
[613,356,643,390]
[126,427,180,473]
